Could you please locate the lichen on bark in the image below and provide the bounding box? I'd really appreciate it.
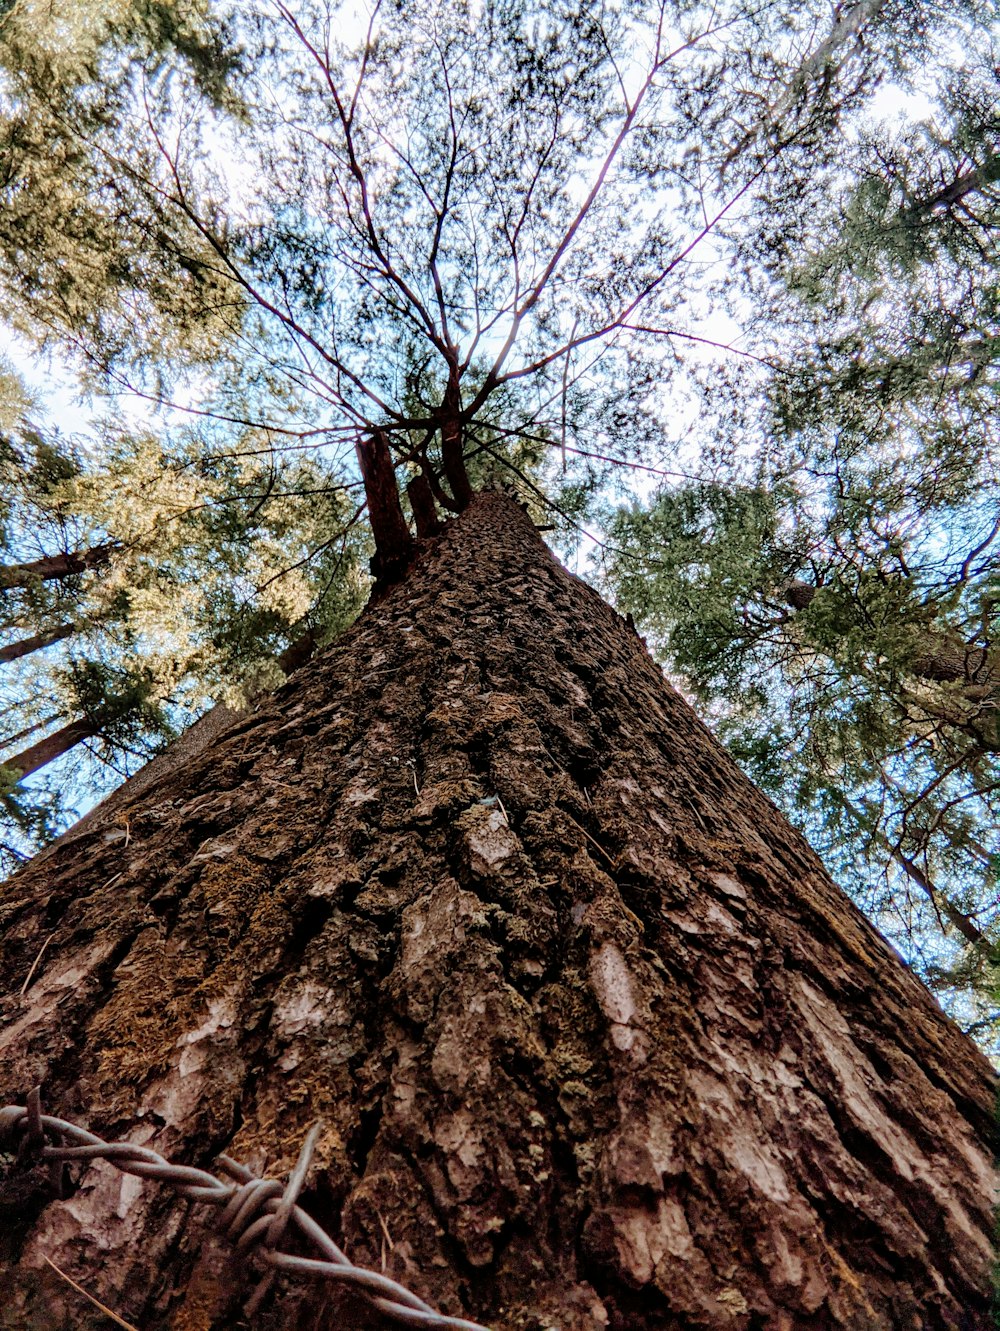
[0,492,996,1331]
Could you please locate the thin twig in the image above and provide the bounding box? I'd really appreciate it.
[563,811,618,870]
[42,1256,140,1331]
[19,933,55,1000]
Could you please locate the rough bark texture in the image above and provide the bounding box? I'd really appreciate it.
[37,705,243,852]
[0,493,996,1331]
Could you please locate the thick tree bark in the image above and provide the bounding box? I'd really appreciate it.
[0,544,117,590]
[0,623,75,665]
[0,492,995,1331]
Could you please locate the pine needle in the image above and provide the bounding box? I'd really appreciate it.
[43,1256,140,1331]
[19,932,54,999]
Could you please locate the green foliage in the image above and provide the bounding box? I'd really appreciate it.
[0,761,63,866]
[0,0,246,375]
[4,0,951,478]
[608,454,1000,1030]
[0,365,369,864]
[605,48,1000,1036]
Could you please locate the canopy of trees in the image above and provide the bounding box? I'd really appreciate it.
[1,0,997,1037]
[604,39,1000,1033]
[0,362,369,863]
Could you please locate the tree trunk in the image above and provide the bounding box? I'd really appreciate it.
[1,716,98,781]
[439,363,473,511]
[724,0,886,167]
[356,430,415,584]
[0,492,995,1331]
[0,543,117,590]
[0,624,76,665]
[901,151,1000,222]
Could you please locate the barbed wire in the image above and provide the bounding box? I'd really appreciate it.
[1,1088,490,1331]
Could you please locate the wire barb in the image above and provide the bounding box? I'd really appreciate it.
[1,1090,489,1331]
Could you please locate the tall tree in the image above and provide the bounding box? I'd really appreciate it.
[0,4,997,1326]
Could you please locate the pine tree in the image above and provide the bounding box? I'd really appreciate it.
[1,490,997,1330]
[1,5,997,1325]
[0,364,369,866]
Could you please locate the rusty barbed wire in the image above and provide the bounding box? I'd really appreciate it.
[0,1088,490,1331]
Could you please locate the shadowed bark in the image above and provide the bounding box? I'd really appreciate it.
[407,473,443,539]
[356,430,415,585]
[0,492,995,1331]
[439,362,473,511]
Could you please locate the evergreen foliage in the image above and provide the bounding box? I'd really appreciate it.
[0,365,369,866]
[605,40,1000,1032]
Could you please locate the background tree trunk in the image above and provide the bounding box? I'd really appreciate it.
[2,717,98,781]
[0,543,117,590]
[0,493,995,1331]
[0,624,76,665]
